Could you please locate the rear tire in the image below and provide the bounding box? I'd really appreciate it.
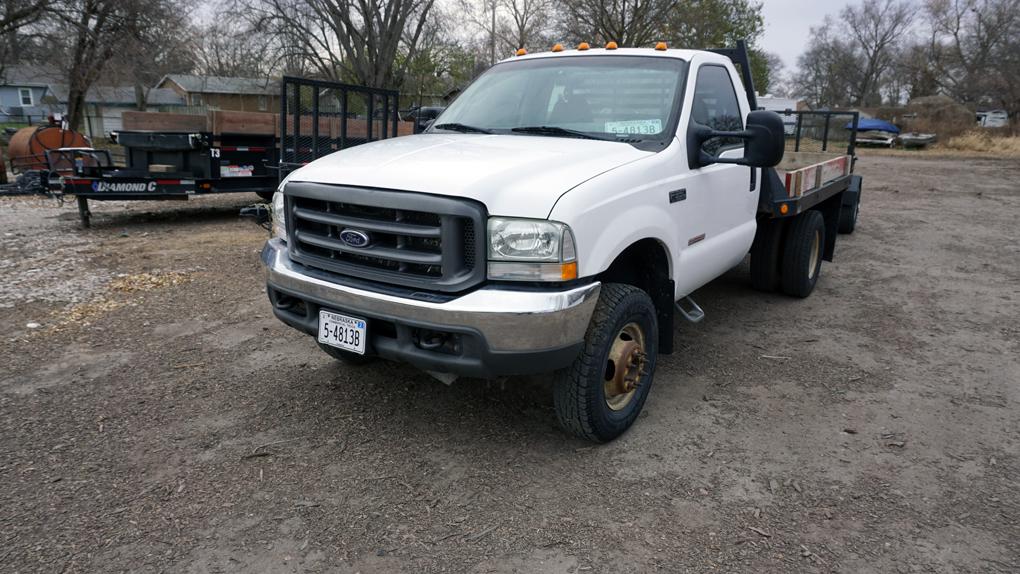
[317,342,376,366]
[750,218,786,292]
[838,198,858,234]
[553,283,658,443]
[780,210,825,298]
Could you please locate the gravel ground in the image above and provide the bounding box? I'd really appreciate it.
[1,155,1018,573]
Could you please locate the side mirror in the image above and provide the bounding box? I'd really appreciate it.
[687,110,786,169]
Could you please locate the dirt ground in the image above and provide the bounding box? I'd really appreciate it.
[1,154,1018,573]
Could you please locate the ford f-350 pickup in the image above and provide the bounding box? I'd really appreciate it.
[262,41,863,442]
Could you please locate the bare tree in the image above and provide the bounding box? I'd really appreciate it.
[0,0,49,75]
[498,0,554,52]
[925,0,1020,110]
[793,17,861,108]
[0,0,46,34]
[194,20,282,79]
[44,0,141,130]
[108,0,197,110]
[557,0,681,47]
[242,0,437,88]
[843,0,914,106]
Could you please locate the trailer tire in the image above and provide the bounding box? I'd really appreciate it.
[553,283,658,443]
[317,342,376,366]
[750,218,786,292]
[781,210,825,298]
[838,198,858,234]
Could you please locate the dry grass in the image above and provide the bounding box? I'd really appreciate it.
[108,271,192,293]
[856,131,1020,159]
[38,271,193,333]
[940,131,1020,156]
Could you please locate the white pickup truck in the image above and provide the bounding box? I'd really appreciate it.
[262,41,863,442]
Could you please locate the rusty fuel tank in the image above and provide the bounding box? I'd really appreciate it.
[7,125,90,172]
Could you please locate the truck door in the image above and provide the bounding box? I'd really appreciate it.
[675,63,758,293]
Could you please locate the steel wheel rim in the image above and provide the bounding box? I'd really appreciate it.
[603,322,647,411]
[808,230,820,279]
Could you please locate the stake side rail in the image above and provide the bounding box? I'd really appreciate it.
[278,77,402,182]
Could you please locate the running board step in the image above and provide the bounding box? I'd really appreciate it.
[675,297,705,323]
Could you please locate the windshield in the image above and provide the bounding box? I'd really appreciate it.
[432,56,687,143]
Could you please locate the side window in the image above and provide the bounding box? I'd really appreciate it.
[691,66,743,156]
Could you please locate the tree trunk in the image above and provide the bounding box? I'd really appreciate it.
[66,87,87,132]
[134,82,147,111]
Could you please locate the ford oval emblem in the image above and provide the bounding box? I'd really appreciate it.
[339,228,371,248]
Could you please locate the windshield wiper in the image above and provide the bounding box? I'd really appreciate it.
[432,122,492,134]
[511,126,617,141]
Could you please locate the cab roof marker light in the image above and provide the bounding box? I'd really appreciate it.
[577,42,590,51]
[606,41,618,50]
[516,48,527,56]
[655,41,668,51]
[551,43,564,52]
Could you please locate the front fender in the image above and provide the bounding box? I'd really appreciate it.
[548,140,688,285]
[550,189,679,281]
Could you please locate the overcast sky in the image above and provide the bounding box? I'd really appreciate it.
[760,0,865,71]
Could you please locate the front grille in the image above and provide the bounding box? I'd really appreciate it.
[285,182,486,292]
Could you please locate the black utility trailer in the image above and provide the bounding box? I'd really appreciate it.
[55,78,412,227]
[61,127,280,226]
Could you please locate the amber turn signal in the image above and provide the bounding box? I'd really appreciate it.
[561,261,578,281]
[606,41,618,50]
[779,203,790,215]
[577,42,590,51]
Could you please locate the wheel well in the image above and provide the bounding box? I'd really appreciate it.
[598,239,675,354]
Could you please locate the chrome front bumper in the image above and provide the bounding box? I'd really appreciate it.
[262,239,600,374]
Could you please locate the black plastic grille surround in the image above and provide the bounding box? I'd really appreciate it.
[285,182,486,293]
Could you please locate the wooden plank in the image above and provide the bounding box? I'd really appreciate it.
[122,111,208,132]
[777,153,850,197]
[211,110,277,135]
[122,111,415,143]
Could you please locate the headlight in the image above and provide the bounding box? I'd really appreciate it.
[487,217,577,281]
[271,191,286,241]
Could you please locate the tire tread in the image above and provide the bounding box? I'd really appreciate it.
[780,210,825,298]
[553,283,657,442]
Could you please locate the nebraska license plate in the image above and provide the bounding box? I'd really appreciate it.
[317,310,367,354]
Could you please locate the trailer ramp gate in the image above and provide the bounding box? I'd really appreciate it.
[279,77,402,181]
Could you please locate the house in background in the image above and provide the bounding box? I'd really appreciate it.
[47,85,186,138]
[156,74,278,113]
[0,65,59,123]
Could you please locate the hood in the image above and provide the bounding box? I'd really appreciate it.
[286,133,654,219]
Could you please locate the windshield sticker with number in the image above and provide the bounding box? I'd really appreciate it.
[605,119,663,135]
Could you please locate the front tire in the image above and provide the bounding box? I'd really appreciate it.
[780,210,825,298]
[554,283,658,442]
[317,342,376,366]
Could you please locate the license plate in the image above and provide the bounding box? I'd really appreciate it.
[317,310,367,354]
